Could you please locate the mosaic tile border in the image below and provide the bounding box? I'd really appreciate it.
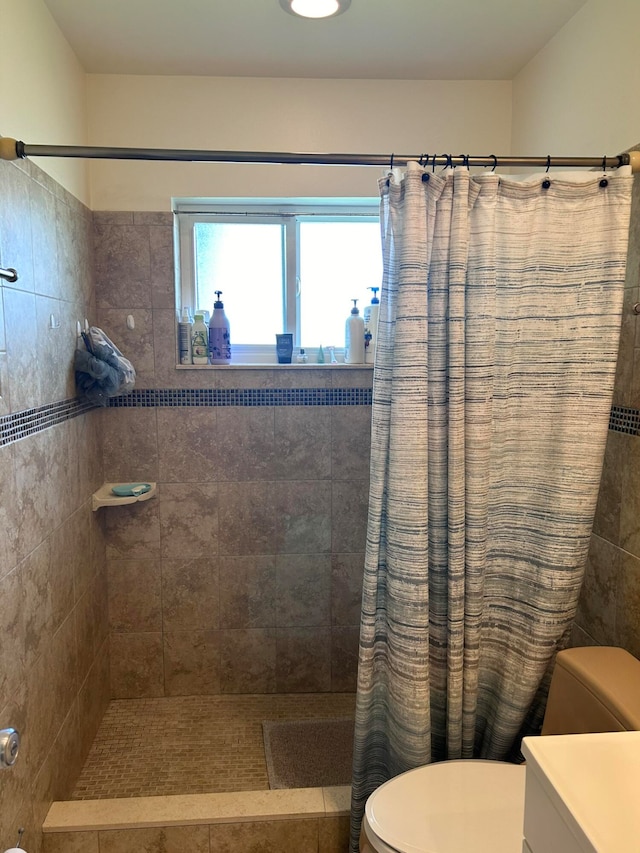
[107,388,373,408]
[2,393,636,449]
[609,406,640,435]
[0,397,98,447]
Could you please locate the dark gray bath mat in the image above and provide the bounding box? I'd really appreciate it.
[262,717,354,789]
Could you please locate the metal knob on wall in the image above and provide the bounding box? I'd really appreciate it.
[0,267,18,283]
[633,303,640,315]
[0,728,20,768]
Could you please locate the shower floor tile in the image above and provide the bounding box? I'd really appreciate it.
[71,693,356,799]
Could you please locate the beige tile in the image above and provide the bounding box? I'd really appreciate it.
[214,368,275,390]
[29,161,59,299]
[99,826,209,853]
[218,556,276,629]
[97,308,156,389]
[149,224,176,309]
[152,310,180,388]
[0,685,30,836]
[94,221,152,310]
[110,633,164,698]
[616,550,640,658]
[46,787,326,830]
[276,628,331,693]
[163,630,221,696]
[104,498,161,560]
[209,818,318,853]
[0,443,20,580]
[70,694,354,800]
[108,559,162,632]
[43,832,99,853]
[216,408,276,480]
[32,703,83,819]
[575,535,619,645]
[273,407,332,480]
[0,567,26,701]
[75,585,97,685]
[331,481,369,553]
[102,407,159,483]
[218,482,275,556]
[274,480,332,554]
[0,160,35,294]
[35,293,76,406]
[21,538,55,668]
[159,483,218,559]
[2,797,42,853]
[0,350,10,416]
[77,641,111,761]
[276,367,332,389]
[156,408,219,482]
[56,196,93,306]
[322,786,351,815]
[4,287,40,411]
[331,628,359,692]
[620,429,640,556]
[13,429,49,559]
[27,615,78,772]
[330,368,373,389]
[162,557,219,630]
[331,406,372,480]
[319,815,351,853]
[331,554,364,627]
[276,554,331,627]
[220,629,276,693]
[54,504,93,604]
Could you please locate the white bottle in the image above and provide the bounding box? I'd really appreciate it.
[178,307,193,365]
[345,299,365,364]
[191,313,209,364]
[364,287,380,365]
[209,291,231,364]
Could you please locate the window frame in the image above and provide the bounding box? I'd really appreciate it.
[173,198,380,365]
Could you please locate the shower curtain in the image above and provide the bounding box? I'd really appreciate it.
[350,162,633,850]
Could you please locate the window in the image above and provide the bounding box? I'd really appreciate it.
[174,199,382,364]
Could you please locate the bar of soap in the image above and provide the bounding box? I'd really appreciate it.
[111,483,152,497]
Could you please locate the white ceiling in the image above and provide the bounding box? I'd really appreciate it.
[43,0,586,80]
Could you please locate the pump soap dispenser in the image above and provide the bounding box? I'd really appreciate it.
[364,287,380,364]
[345,299,365,364]
[209,291,231,365]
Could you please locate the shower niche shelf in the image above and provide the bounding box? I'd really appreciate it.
[92,482,157,511]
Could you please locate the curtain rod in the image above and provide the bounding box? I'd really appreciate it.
[1,138,638,172]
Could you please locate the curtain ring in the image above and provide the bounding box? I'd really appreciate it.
[432,154,437,173]
[487,154,497,172]
[460,154,469,169]
[390,153,394,171]
[545,155,551,173]
[602,155,608,172]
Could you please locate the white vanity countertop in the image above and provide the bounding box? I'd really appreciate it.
[522,730,640,852]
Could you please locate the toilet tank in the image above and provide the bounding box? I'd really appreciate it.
[541,646,640,736]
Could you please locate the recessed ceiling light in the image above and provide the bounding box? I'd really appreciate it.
[279,0,351,19]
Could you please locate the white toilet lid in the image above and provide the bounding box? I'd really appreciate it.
[365,760,527,853]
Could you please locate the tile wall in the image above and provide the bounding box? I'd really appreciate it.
[1,157,638,850]
[93,211,371,698]
[575,164,640,656]
[0,157,108,853]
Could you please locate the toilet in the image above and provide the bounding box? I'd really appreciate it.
[360,646,640,853]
